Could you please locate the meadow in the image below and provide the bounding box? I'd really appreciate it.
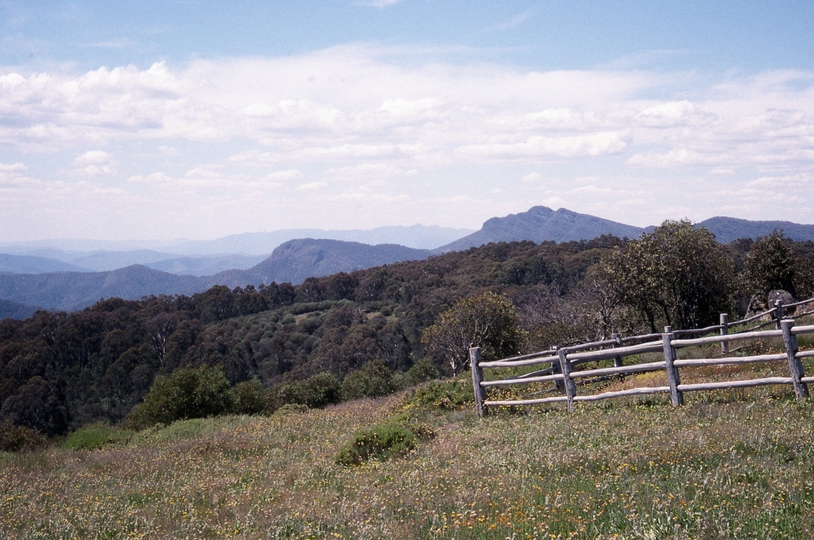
[3,369,814,540]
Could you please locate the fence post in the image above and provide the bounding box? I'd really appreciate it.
[662,328,684,407]
[557,348,576,412]
[551,346,564,392]
[720,313,729,355]
[780,319,809,400]
[775,300,785,330]
[612,333,624,368]
[469,347,488,417]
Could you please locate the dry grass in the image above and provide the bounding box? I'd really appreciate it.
[3,330,814,539]
[2,382,814,539]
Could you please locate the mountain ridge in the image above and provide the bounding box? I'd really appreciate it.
[3,208,814,316]
[436,206,645,252]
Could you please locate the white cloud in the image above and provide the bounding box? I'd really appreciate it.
[73,150,116,176]
[297,181,327,191]
[637,100,717,127]
[2,47,814,240]
[0,162,37,187]
[127,172,174,184]
[267,169,304,181]
[457,131,631,160]
[74,150,114,166]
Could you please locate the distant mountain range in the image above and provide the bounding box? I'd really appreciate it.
[696,217,814,244]
[0,224,473,258]
[436,207,643,252]
[0,240,431,313]
[0,224,471,276]
[2,207,813,317]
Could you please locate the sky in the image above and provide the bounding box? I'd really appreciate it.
[1,0,813,242]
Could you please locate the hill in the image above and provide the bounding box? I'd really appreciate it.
[169,224,474,255]
[0,298,39,320]
[437,206,644,252]
[0,240,432,312]
[698,216,814,243]
[237,238,432,286]
[3,208,814,315]
[0,253,88,274]
[0,265,203,312]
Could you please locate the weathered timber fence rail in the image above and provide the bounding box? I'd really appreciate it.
[470,295,814,416]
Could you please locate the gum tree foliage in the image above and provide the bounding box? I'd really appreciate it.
[744,230,797,298]
[123,365,234,430]
[421,291,523,375]
[598,220,735,332]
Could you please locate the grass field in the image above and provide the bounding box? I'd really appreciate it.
[3,369,814,540]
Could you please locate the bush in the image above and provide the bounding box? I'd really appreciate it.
[406,358,440,385]
[230,380,267,415]
[0,420,48,453]
[408,378,474,410]
[335,411,434,466]
[267,372,340,412]
[335,421,417,466]
[123,365,234,430]
[340,359,396,401]
[62,423,134,451]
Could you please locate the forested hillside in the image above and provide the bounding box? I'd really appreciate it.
[2,222,813,438]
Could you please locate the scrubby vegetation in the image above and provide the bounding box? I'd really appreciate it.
[0,222,813,444]
[2,377,814,538]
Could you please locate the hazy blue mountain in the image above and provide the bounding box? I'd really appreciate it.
[69,250,193,272]
[168,224,473,255]
[436,206,644,252]
[144,254,267,276]
[0,253,89,274]
[5,209,814,316]
[698,217,814,243]
[0,298,39,320]
[0,265,204,313]
[206,239,432,287]
[0,240,432,313]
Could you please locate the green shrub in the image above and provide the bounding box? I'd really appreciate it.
[335,410,434,466]
[0,420,48,453]
[123,365,234,430]
[408,378,474,410]
[267,372,340,412]
[335,421,417,466]
[271,403,309,417]
[62,423,134,451]
[230,380,267,415]
[340,359,395,401]
[406,358,440,385]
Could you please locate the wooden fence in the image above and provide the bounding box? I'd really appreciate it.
[470,296,814,416]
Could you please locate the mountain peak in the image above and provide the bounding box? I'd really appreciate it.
[437,206,643,252]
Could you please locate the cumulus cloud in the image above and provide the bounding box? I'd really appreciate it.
[2,46,814,240]
[457,131,631,160]
[637,100,717,127]
[297,181,327,191]
[73,150,116,176]
[127,172,174,184]
[0,162,37,187]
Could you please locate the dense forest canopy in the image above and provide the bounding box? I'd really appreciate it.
[2,222,813,437]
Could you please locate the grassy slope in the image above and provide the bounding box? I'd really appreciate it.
[2,379,814,539]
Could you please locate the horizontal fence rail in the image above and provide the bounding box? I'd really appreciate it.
[471,295,814,416]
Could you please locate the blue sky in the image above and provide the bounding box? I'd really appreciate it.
[1,0,813,241]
